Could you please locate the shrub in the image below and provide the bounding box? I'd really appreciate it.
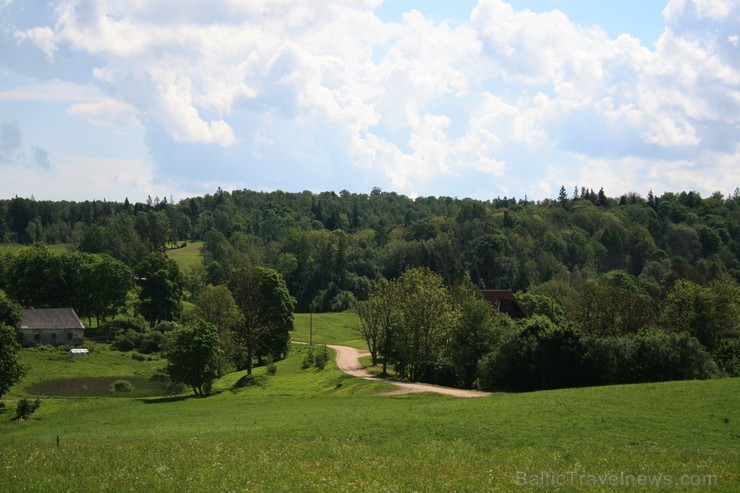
[154,321,180,333]
[417,358,457,387]
[131,352,150,361]
[266,355,277,376]
[314,346,329,370]
[302,348,315,369]
[109,380,134,393]
[15,398,41,419]
[138,330,164,354]
[112,329,143,352]
[166,381,187,395]
[150,368,170,382]
[100,316,148,341]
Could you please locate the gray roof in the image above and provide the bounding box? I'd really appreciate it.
[20,308,85,330]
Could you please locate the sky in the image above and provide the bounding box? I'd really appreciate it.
[0,0,738,203]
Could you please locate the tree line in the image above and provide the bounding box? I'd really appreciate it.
[0,186,738,392]
[357,267,738,391]
[0,248,295,397]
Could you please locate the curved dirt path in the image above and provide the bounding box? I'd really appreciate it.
[328,344,491,398]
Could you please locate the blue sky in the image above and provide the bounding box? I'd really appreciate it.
[0,0,737,202]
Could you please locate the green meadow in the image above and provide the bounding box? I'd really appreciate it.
[165,241,204,271]
[293,311,366,348]
[1,337,738,492]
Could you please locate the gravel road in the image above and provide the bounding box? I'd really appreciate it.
[327,344,491,398]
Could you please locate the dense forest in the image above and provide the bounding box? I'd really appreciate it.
[1,186,738,389]
[2,187,738,306]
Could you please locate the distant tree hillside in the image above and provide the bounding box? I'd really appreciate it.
[0,187,738,314]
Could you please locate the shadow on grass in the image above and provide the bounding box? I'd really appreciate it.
[138,388,226,404]
[137,395,194,404]
[231,374,267,390]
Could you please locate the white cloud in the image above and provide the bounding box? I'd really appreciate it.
[15,27,57,60]
[0,80,103,102]
[7,0,740,199]
[663,0,736,23]
[0,152,172,202]
[67,99,142,128]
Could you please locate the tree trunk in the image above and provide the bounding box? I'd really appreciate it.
[246,342,253,375]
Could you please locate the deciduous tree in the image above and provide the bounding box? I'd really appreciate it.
[0,324,27,399]
[229,266,295,374]
[136,253,184,327]
[195,285,242,373]
[163,321,221,397]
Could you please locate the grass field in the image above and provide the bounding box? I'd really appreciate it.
[165,241,204,271]
[1,339,738,492]
[293,311,366,348]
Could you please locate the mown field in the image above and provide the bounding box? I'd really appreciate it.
[1,335,738,492]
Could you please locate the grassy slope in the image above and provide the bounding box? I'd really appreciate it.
[165,241,204,271]
[293,311,366,348]
[1,341,738,492]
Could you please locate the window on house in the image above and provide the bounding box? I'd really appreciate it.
[34,334,40,341]
[68,333,73,340]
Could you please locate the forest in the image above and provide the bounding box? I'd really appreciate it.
[0,186,738,390]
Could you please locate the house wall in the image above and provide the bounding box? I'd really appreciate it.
[18,328,84,347]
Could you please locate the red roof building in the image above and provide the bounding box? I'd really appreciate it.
[480,290,527,319]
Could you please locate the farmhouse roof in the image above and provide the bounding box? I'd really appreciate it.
[20,308,85,330]
[480,290,527,319]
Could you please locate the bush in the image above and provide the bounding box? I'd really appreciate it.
[15,398,41,419]
[150,368,170,382]
[138,330,164,354]
[112,328,143,352]
[100,316,148,341]
[266,355,277,376]
[417,358,457,387]
[109,380,134,393]
[314,346,329,370]
[154,321,180,333]
[166,381,187,395]
[131,352,151,361]
[302,348,315,369]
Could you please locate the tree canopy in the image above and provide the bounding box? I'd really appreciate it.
[163,320,221,397]
[0,324,27,399]
[229,266,295,374]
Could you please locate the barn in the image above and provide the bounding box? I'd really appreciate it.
[480,290,527,319]
[18,308,85,347]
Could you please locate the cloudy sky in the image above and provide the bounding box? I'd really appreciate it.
[0,0,738,203]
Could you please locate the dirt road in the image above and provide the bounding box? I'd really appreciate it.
[327,344,491,398]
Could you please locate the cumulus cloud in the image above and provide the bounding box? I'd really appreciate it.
[67,99,142,128]
[15,26,57,60]
[9,0,740,198]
